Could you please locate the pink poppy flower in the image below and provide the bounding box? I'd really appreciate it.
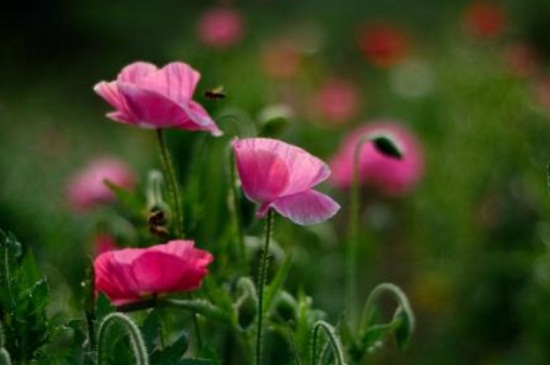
[233,138,340,225]
[310,78,360,125]
[94,61,222,136]
[329,121,424,196]
[196,8,244,48]
[94,240,213,305]
[67,157,135,211]
[463,1,506,39]
[358,24,409,68]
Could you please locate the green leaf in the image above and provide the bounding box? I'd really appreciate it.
[264,254,292,313]
[95,292,116,322]
[394,308,413,350]
[141,309,162,351]
[150,332,190,364]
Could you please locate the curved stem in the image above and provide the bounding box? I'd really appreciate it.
[97,313,149,365]
[359,283,415,335]
[309,321,346,365]
[0,349,11,365]
[155,129,184,238]
[256,209,275,365]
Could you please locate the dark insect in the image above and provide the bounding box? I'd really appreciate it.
[204,86,226,99]
[148,209,169,239]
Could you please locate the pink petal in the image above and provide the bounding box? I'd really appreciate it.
[93,81,138,123]
[271,189,340,225]
[233,138,330,197]
[117,83,190,128]
[135,63,200,104]
[117,62,158,83]
[233,143,290,204]
[175,101,223,136]
[94,249,142,304]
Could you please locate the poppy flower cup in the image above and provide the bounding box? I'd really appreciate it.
[233,138,340,225]
[94,240,213,306]
[94,61,222,136]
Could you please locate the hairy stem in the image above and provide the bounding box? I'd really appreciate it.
[256,209,275,365]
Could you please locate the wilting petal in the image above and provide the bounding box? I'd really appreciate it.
[233,144,290,203]
[271,189,340,225]
[117,62,158,83]
[117,83,190,128]
[136,63,200,104]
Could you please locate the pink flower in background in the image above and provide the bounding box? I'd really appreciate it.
[95,240,213,305]
[358,24,409,68]
[233,138,340,225]
[260,39,302,80]
[196,8,244,48]
[329,121,424,196]
[94,234,119,256]
[463,1,506,39]
[94,62,222,136]
[503,43,539,78]
[67,157,135,211]
[311,79,360,125]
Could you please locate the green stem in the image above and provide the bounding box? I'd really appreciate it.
[228,149,246,273]
[97,313,149,365]
[309,321,346,365]
[117,298,232,325]
[346,137,369,325]
[0,349,11,365]
[256,209,275,365]
[155,129,184,238]
[359,283,415,336]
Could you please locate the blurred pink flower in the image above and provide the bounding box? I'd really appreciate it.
[233,138,340,225]
[196,8,244,48]
[358,24,409,68]
[311,79,360,125]
[94,62,222,135]
[95,240,213,305]
[463,1,506,39]
[260,40,302,80]
[503,43,539,78]
[94,234,119,256]
[329,121,424,196]
[67,157,135,211]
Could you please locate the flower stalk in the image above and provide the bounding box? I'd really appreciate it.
[256,209,275,365]
[97,312,149,365]
[155,129,184,238]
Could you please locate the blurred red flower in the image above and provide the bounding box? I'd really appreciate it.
[463,1,506,39]
[358,24,409,68]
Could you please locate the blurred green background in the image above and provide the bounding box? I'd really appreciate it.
[3,0,550,364]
